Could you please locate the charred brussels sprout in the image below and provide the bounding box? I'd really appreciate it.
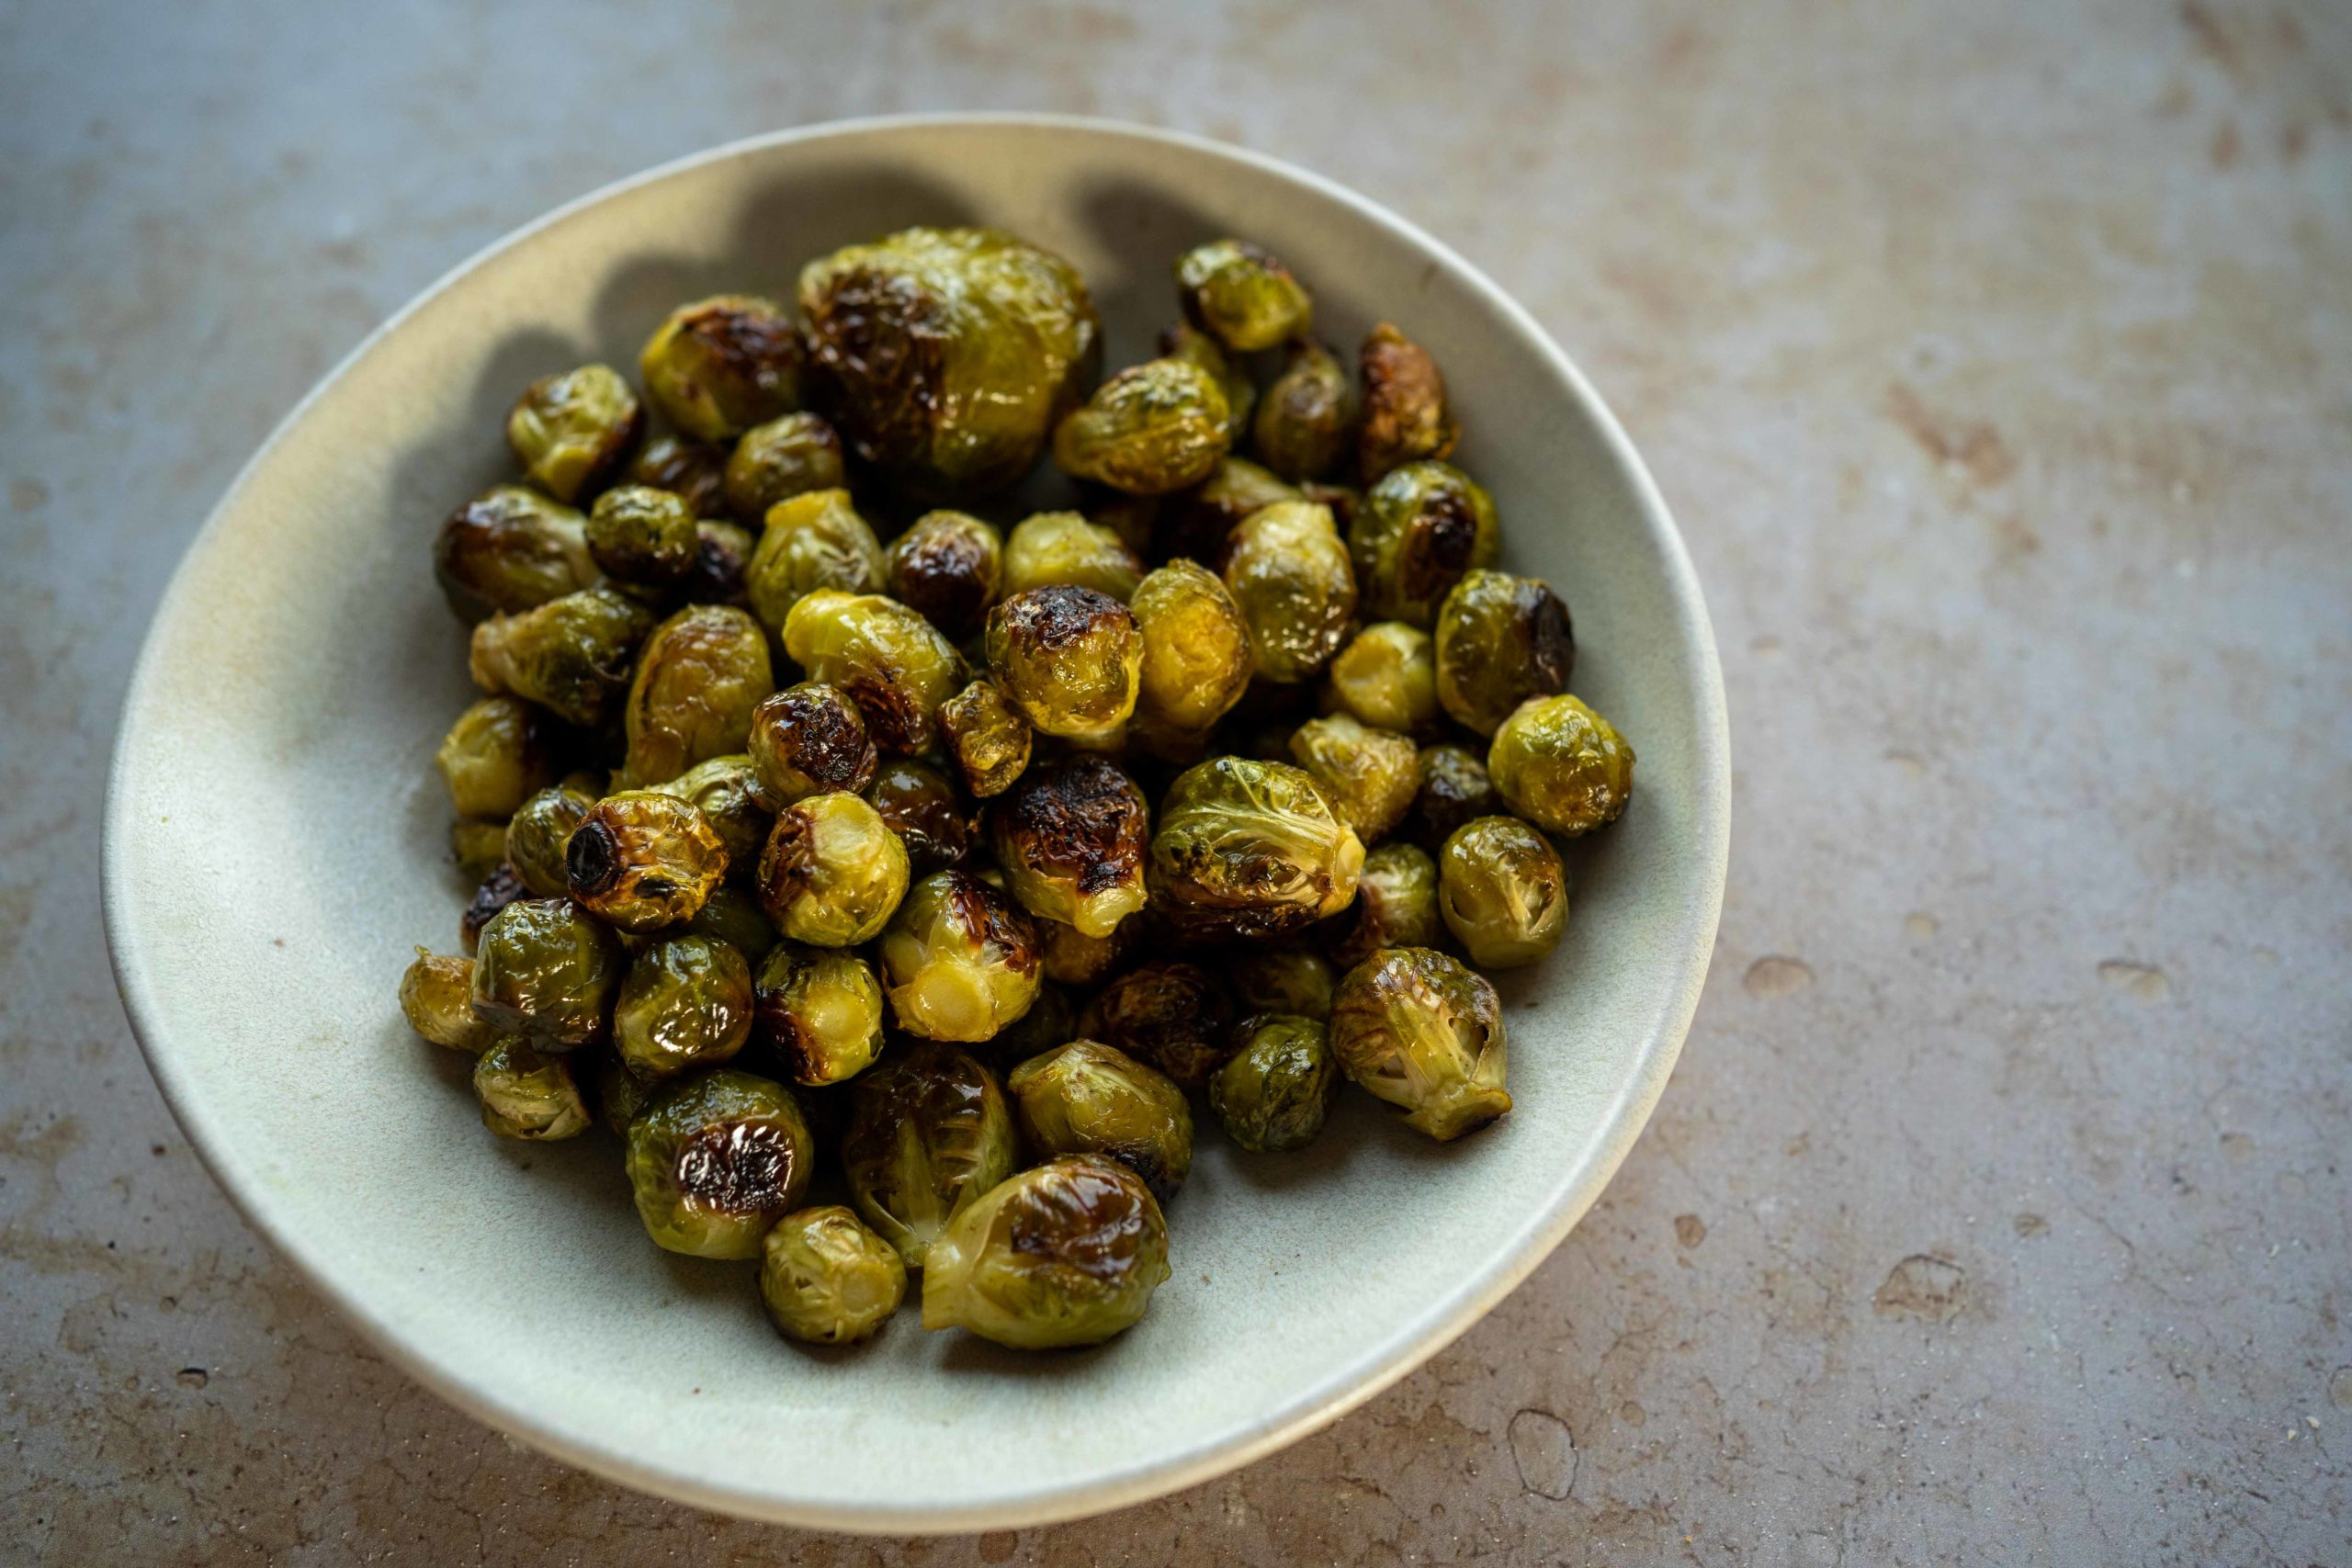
[724,412,847,525]
[1051,358,1232,496]
[469,587,659,728]
[1288,714,1420,843]
[622,604,773,787]
[755,792,910,947]
[877,870,1043,1043]
[746,682,877,809]
[685,882,777,958]
[1159,321,1255,442]
[1176,239,1311,352]
[991,756,1150,938]
[1351,461,1499,626]
[1408,744,1501,851]
[1209,1014,1338,1153]
[687,519,756,604]
[1228,946,1337,1021]
[639,294,802,441]
[865,758,973,875]
[1081,960,1237,1089]
[505,784,594,897]
[400,949,499,1054]
[1129,560,1254,754]
[782,590,966,754]
[745,488,887,634]
[1329,947,1510,1141]
[470,898,624,1046]
[1148,755,1366,942]
[433,486,597,623]
[1009,1041,1192,1201]
[614,935,753,1080]
[474,1040,593,1140]
[1039,915,1136,988]
[566,790,729,933]
[436,696,556,820]
[450,818,511,884]
[1440,816,1568,968]
[650,754,773,870]
[626,1069,814,1258]
[1357,324,1457,482]
[1157,457,1300,568]
[841,1043,1019,1267]
[760,1206,907,1344]
[1001,511,1145,604]
[1328,622,1441,736]
[940,680,1032,799]
[1222,501,1356,683]
[1434,570,1574,736]
[1254,341,1356,482]
[460,865,529,954]
[921,1155,1170,1348]
[507,364,642,502]
[1328,841,1442,969]
[585,484,698,592]
[628,434,729,519]
[887,511,1002,638]
[752,942,886,1087]
[983,585,1141,744]
[1487,694,1634,836]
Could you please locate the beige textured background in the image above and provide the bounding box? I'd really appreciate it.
[4,2,2347,1562]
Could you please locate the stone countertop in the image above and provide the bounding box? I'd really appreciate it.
[4,2,2346,1562]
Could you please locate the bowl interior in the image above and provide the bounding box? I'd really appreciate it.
[105,118,1725,1532]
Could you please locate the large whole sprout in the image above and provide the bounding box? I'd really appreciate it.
[626,1069,815,1258]
[1329,947,1510,1141]
[1148,755,1364,942]
[621,604,773,787]
[783,590,965,754]
[585,484,698,593]
[921,1155,1170,1348]
[433,486,597,623]
[1488,694,1635,836]
[638,294,803,441]
[1008,1041,1193,1202]
[990,756,1149,939]
[876,870,1042,1043]
[746,682,877,809]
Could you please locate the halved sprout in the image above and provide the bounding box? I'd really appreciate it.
[841,1043,1019,1268]
[1328,946,1509,1141]
[921,1155,1170,1348]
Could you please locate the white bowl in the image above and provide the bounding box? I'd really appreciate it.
[103,115,1728,1533]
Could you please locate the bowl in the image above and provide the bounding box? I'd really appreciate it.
[103,114,1728,1532]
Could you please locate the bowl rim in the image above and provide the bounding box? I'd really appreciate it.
[102,111,1729,1533]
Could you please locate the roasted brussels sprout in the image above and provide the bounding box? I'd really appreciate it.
[1080,960,1237,1088]
[474,1040,593,1140]
[724,412,848,526]
[1156,457,1300,568]
[1176,238,1311,352]
[877,870,1043,1043]
[1439,816,1568,968]
[865,758,973,875]
[621,604,773,787]
[1255,340,1355,482]
[450,818,510,884]
[1222,501,1356,683]
[1051,358,1231,496]
[746,682,878,809]
[686,519,756,604]
[1157,321,1253,440]
[841,1043,1019,1267]
[938,679,1032,799]
[1488,694,1634,837]
[1351,461,1499,627]
[585,483,698,592]
[1148,754,1366,942]
[504,784,594,898]
[1039,915,1136,988]
[983,585,1142,744]
[799,226,1100,499]
[745,488,887,634]
[507,364,642,502]
[685,882,777,958]
[1407,744,1501,852]
[1209,1014,1338,1153]
[991,756,1149,938]
[433,485,597,623]
[1001,511,1146,604]
[650,753,773,870]
[1228,945,1337,1022]
[1357,323,1457,482]
[782,590,966,754]
[435,696,557,820]
[566,790,728,932]
[469,587,659,728]
[886,511,1002,638]
[1288,714,1419,843]
[628,434,729,519]
[751,942,886,1087]
[1328,622,1441,736]
[1329,946,1510,1140]
[639,295,802,441]
[755,791,910,947]
[614,934,753,1080]
[626,1069,815,1258]
[587,1048,654,1135]
[459,864,528,954]
[1009,1041,1192,1201]
[983,977,1075,1064]
[469,898,624,1046]
[400,949,499,1053]
[1128,560,1253,754]
[1433,570,1574,736]
[922,1155,1170,1348]
[1328,840,1442,969]
[760,1206,908,1344]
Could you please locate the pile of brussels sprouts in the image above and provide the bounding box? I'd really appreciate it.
[399,226,1635,1352]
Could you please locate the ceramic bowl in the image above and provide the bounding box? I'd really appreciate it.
[104,115,1727,1532]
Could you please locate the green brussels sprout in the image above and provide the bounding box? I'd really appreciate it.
[1176,238,1312,352]
[435,696,557,820]
[686,519,756,604]
[1439,816,1568,968]
[1356,323,1458,483]
[1488,694,1634,837]
[886,510,1002,639]
[473,1039,593,1140]
[745,488,887,634]
[1328,622,1441,736]
[983,585,1141,744]
[1222,501,1357,683]
[877,870,1043,1043]
[433,485,598,623]
[685,882,777,959]
[620,604,773,787]
[746,682,878,810]
[450,818,510,884]
[991,756,1149,938]
[1080,960,1237,1088]
[649,754,773,871]
[1327,840,1441,969]
[459,865,528,955]
[1009,1041,1192,1201]
[1329,946,1510,1141]
[760,1205,908,1344]
[755,791,910,947]
[566,790,729,933]
[1038,915,1136,988]
[1227,945,1336,1021]
[939,679,1033,799]
[1433,570,1575,736]
[507,364,642,502]
[1156,457,1301,568]
[399,949,500,1054]
[922,1155,1170,1348]
[1148,754,1366,942]
[783,589,967,754]
[841,1043,1019,1267]
[586,1048,654,1135]
[1209,1013,1338,1153]
[628,434,729,519]
[752,942,886,1087]
[799,226,1101,500]
[1288,714,1420,843]
[1051,358,1232,496]
[469,898,624,1046]
[504,784,594,897]
[1159,321,1255,442]
[724,412,848,526]
[638,294,803,441]
[1407,744,1501,852]
[585,484,698,592]
[1349,461,1499,627]
[865,757,973,875]
[614,934,753,1080]
[626,1068,815,1258]
[1001,511,1146,604]
[1128,560,1254,755]
[1254,340,1356,482]
[469,587,659,728]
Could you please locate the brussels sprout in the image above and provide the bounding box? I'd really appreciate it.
[1488,694,1635,837]
[1148,755,1366,942]
[1128,560,1254,755]
[450,818,510,884]
[1439,816,1568,968]
[1351,461,1499,627]
[433,485,598,623]
[877,870,1043,1043]
[1433,570,1575,736]
[469,587,659,728]
[507,364,642,502]
[939,679,1033,799]
[1222,501,1356,683]
[639,294,803,441]
[782,590,966,754]
[435,696,557,820]
[470,898,624,1046]
[460,865,528,955]
[865,758,973,875]
[685,519,756,605]
[991,756,1149,938]
[1329,947,1510,1140]
[1255,341,1356,482]
[756,792,910,947]
[841,1043,1019,1267]
[921,1155,1170,1348]
[584,484,698,592]
[1039,915,1136,988]
[986,977,1077,1064]
[752,942,886,1087]
[399,949,499,1053]
[566,790,728,933]
[760,1206,908,1344]
[685,882,777,958]
[1156,457,1300,568]
[504,784,594,897]
[1406,744,1501,852]
[1176,239,1311,352]
[620,604,772,787]
[745,489,887,634]
[1356,323,1457,482]
[983,585,1141,744]
[1001,511,1146,604]
[626,1069,815,1258]
[1328,623,1440,738]
[886,511,1002,638]
[799,226,1100,500]
[1080,960,1237,1088]
[1328,840,1441,969]
[614,935,753,1080]
[1009,1041,1192,1201]
[628,434,730,519]
[1288,714,1419,843]
[649,753,773,870]
[473,1040,593,1140]
[586,1048,654,1135]
[746,682,878,810]
[1227,945,1336,1021]
[724,412,849,526]
[1209,1014,1338,1153]
[1051,358,1232,496]
[1159,321,1255,443]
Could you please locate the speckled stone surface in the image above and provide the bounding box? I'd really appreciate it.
[4,2,2346,1562]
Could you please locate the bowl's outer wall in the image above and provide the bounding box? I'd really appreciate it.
[105,118,1727,1532]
